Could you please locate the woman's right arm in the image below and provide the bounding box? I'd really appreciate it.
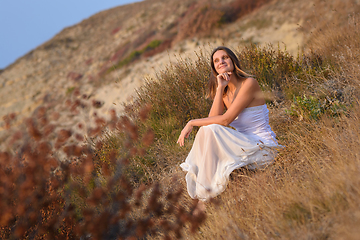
[208,86,225,117]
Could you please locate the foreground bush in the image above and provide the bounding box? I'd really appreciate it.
[0,92,205,240]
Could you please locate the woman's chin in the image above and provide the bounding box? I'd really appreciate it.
[218,69,228,74]
[218,70,232,75]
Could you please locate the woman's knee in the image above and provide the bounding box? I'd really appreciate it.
[204,124,224,132]
[198,125,219,136]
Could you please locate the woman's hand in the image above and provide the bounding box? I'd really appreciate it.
[216,72,231,89]
[177,122,193,147]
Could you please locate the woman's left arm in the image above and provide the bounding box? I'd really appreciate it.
[177,78,259,146]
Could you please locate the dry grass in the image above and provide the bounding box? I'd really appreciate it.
[173,12,360,240]
[144,9,360,240]
[182,104,360,239]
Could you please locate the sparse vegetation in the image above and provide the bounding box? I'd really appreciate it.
[109,40,163,71]
[106,0,274,73]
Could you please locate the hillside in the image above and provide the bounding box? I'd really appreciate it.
[1,0,360,239]
[2,0,352,139]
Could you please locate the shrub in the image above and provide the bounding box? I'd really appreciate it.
[238,44,331,99]
[145,39,162,51]
[110,40,163,71]
[287,94,347,120]
[0,90,206,239]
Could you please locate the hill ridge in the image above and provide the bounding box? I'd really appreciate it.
[0,0,352,138]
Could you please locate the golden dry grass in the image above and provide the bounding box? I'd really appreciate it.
[177,105,359,239]
[146,8,360,240]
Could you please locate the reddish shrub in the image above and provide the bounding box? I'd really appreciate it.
[0,90,206,239]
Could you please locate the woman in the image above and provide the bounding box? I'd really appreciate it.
[177,46,281,202]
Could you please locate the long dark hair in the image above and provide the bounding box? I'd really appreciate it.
[206,46,252,99]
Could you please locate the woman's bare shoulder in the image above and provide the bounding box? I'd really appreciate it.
[241,77,261,90]
[243,77,258,84]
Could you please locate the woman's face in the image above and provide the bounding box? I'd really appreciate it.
[213,50,234,74]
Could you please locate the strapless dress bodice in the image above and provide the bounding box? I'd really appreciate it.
[229,104,277,144]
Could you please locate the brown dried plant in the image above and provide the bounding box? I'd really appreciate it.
[0,89,206,239]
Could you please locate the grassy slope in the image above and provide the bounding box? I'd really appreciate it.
[119,8,360,239]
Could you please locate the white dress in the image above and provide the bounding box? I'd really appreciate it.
[180,104,281,201]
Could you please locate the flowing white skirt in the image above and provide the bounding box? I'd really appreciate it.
[180,124,279,201]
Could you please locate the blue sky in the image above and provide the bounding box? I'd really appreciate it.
[0,0,140,69]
